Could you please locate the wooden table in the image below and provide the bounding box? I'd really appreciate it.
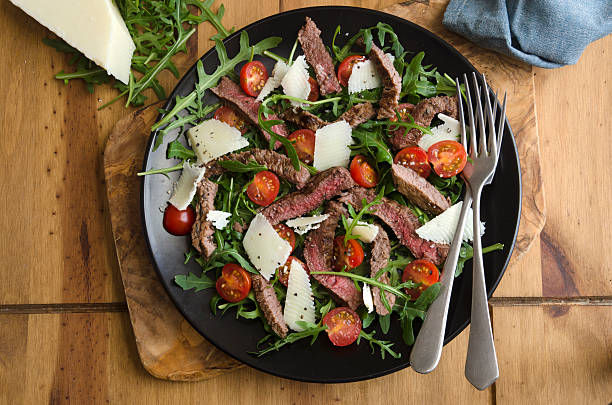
[0,1,610,404]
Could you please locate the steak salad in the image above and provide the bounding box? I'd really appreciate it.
[143,18,504,358]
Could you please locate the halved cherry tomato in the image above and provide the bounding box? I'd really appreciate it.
[276,256,309,287]
[402,259,440,300]
[288,129,315,164]
[240,60,268,97]
[388,103,415,137]
[337,55,366,87]
[394,146,431,178]
[246,171,280,206]
[216,263,252,303]
[427,140,467,178]
[349,155,379,188]
[333,236,364,271]
[214,106,248,134]
[307,77,320,102]
[163,204,195,236]
[322,307,362,346]
[273,223,296,252]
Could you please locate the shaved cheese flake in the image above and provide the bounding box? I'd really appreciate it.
[283,259,315,331]
[418,113,461,151]
[345,218,379,243]
[256,60,289,101]
[281,55,310,106]
[168,162,205,210]
[313,121,353,171]
[243,214,292,280]
[362,283,374,313]
[187,118,249,164]
[347,53,395,94]
[416,201,485,244]
[285,214,330,235]
[206,210,232,230]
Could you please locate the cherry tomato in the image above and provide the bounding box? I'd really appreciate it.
[273,223,296,252]
[240,60,268,97]
[307,77,320,102]
[322,307,362,346]
[246,171,280,206]
[213,106,248,134]
[394,146,431,178]
[402,259,440,300]
[337,55,366,87]
[288,129,315,164]
[388,103,415,137]
[276,256,309,287]
[427,140,467,178]
[333,236,364,271]
[216,263,252,303]
[163,204,196,236]
[349,155,379,188]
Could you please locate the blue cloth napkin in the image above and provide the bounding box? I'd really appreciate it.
[443,0,612,68]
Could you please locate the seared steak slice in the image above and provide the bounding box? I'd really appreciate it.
[339,187,449,266]
[359,39,401,120]
[298,17,341,95]
[261,167,356,225]
[390,95,459,150]
[210,77,288,147]
[391,164,451,215]
[388,103,415,142]
[336,102,376,128]
[370,224,395,316]
[252,275,288,338]
[282,108,328,131]
[191,178,218,257]
[304,201,362,310]
[205,149,311,189]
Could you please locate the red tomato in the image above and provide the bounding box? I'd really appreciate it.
[322,307,362,346]
[240,61,268,97]
[337,55,366,87]
[427,140,467,178]
[276,256,309,287]
[333,236,364,271]
[394,146,431,178]
[307,77,320,102]
[246,171,280,206]
[388,103,415,137]
[273,223,296,252]
[216,263,252,303]
[349,155,379,188]
[402,259,440,300]
[288,129,315,164]
[213,106,248,134]
[163,204,195,236]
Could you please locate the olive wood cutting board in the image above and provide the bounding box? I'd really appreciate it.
[103,2,545,382]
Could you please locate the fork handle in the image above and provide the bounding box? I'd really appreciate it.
[465,183,499,390]
[410,193,473,373]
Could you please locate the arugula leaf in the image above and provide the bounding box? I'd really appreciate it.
[379,313,391,334]
[342,189,384,244]
[455,243,504,277]
[167,140,196,160]
[174,272,215,292]
[217,159,267,173]
[397,283,441,345]
[351,127,393,165]
[251,323,328,357]
[357,330,401,359]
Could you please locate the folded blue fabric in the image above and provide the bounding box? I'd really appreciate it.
[443,0,612,68]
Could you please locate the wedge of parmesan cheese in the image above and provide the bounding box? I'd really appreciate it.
[285,214,330,235]
[168,162,205,210]
[206,210,232,230]
[283,259,315,331]
[347,54,395,94]
[281,55,310,106]
[418,113,461,152]
[345,218,379,243]
[362,283,374,313]
[313,121,353,171]
[243,214,292,280]
[256,60,289,101]
[416,201,485,244]
[187,118,249,164]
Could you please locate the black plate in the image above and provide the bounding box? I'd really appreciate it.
[142,6,521,383]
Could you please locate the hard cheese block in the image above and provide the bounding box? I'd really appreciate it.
[10,0,135,84]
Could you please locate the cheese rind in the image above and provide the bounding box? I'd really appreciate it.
[313,121,353,171]
[187,118,249,164]
[10,0,136,84]
[168,162,205,210]
[283,259,315,331]
[243,214,292,280]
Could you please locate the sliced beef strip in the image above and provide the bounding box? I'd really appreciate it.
[297,17,341,95]
[336,102,376,128]
[282,102,376,132]
[390,95,459,150]
[252,275,288,338]
[303,201,362,310]
[338,187,449,266]
[370,224,395,316]
[204,148,311,189]
[191,178,218,258]
[281,108,328,132]
[210,77,288,148]
[260,167,356,225]
[391,163,451,215]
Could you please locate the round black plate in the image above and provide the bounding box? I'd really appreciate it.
[142,6,521,383]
